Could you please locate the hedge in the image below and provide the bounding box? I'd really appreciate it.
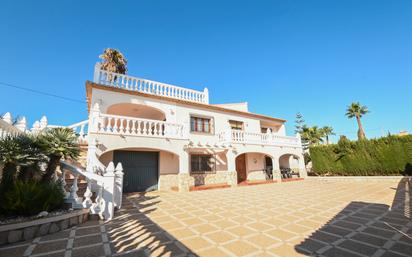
[310,135,412,176]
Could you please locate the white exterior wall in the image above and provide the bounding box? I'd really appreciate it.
[88,85,306,191]
[91,88,286,140]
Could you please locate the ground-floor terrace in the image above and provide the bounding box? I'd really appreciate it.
[1,178,411,257]
[97,145,305,193]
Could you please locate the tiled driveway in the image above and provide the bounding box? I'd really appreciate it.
[1,179,411,257]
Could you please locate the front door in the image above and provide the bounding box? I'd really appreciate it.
[113,151,159,193]
[236,154,247,183]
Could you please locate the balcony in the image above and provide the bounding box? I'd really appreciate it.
[218,130,301,147]
[93,114,187,139]
[93,63,209,104]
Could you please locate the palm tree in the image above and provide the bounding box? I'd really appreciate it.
[99,48,128,75]
[39,128,80,182]
[301,125,324,146]
[0,135,42,190]
[346,102,369,140]
[321,126,335,144]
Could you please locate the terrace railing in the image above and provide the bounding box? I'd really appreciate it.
[218,129,301,147]
[94,113,187,139]
[93,63,209,104]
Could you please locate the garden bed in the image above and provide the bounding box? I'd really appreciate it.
[0,209,89,245]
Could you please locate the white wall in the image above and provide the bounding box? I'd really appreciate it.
[91,88,286,139]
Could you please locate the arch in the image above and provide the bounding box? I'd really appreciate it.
[106,103,166,121]
[235,151,274,183]
[278,153,301,179]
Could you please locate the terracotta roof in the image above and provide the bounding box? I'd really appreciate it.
[85,81,286,123]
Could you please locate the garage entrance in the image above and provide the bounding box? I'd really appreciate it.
[113,151,159,193]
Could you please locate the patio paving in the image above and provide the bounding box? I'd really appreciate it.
[1,178,411,257]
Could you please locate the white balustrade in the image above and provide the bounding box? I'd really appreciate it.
[96,114,186,139]
[219,129,301,147]
[59,160,123,220]
[0,113,23,138]
[68,120,89,144]
[94,63,209,104]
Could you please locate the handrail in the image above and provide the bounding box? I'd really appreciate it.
[60,160,103,182]
[219,129,301,147]
[96,113,186,139]
[67,120,89,129]
[94,64,209,104]
[0,119,22,138]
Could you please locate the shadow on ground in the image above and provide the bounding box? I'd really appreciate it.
[295,178,412,257]
[107,193,199,256]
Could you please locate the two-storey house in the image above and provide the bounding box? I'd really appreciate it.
[86,64,305,193]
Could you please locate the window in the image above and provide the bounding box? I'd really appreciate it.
[229,120,243,130]
[190,116,211,133]
[190,154,216,173]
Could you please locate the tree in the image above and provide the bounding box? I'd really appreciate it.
[294,112,305,134]
[39,128,80,182]
[99,48,128,75]
[321,126,335,144]
[301,125,324,147]
[0,135,43,190]
[346,102,369,140]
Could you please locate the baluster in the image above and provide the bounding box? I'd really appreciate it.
[155,83,160,95]
[142,121,146,135]
[91,181,103,214]
[164,123,168,136]
[60,169,68,198]
[148,121,153,135]
[113,118,119,133]
[136,120,141,134]
[106,117,112,132]
[131,120,136,134]
[82,180,93,208]
[155,122,160,135]
[68,174,79,201]
[144,81,148,92]
[79,124,85,140]
[119,118,124,133]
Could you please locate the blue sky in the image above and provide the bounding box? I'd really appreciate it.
[1,0,411,142]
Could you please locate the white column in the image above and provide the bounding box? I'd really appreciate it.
[272,156,281,181]
[114,162,124,209]
[203,87,209,104]
[298,153,307,178]
[227,149,236,172]
[15,117,27,132]
[178,150,190,192]
[89,103,101,133]
[2,112,12,124]
[179,150,189,174]
[226,149,237,186]
[94,62,102,83]
[101,162,116,220]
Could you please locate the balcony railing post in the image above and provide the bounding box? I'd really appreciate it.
[94,62,102,83]
[203,87,209,104]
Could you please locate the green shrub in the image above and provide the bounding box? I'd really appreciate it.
[310,135,412,176]
[0,181,65,216]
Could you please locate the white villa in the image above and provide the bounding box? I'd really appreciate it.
[86,64,305,193]
[0,64,306,219]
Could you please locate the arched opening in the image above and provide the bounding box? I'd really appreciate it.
[235,152,274,184]
[100,147,179,192]
[264,155,273,180]
[106,103,166,121]
[279,154,300,178]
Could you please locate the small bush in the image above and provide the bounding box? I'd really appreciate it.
[310,135,412,176]
[0,181,65,216]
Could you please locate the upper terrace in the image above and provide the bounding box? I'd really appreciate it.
[93,63,209,104]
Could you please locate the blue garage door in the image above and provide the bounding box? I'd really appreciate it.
[113,151,159,193]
